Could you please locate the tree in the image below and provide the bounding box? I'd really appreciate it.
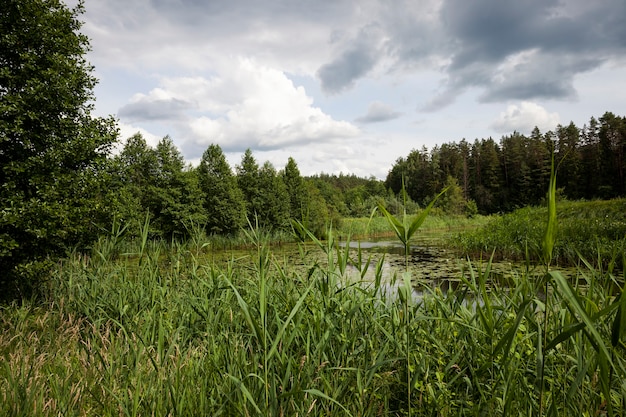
[149,136,206,238]
[257,161,289,230]
[197,144,245,235]
[437,176,466,215]
[111,133,157,234]
[282,157,305,221]
[556,122,582,199]
[0,0,118,297]
[237,148,261,220]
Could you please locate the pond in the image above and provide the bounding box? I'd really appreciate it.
[335,237,540,299]
[208,232,579,300]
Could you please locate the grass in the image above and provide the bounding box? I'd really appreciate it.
[453,198,626,268]
[339,212,490,241]
[1,220,626,415]
[2,164,626,416]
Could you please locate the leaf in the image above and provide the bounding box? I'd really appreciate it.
[407,186,450,239]
[550,270,613,366]
[303,389,354,416]
[377,202,406,245]
[542,152,557,267]
[225,277,262,341]
[267,279,315,362]
[226,374,263,415]
[611,290,626,348]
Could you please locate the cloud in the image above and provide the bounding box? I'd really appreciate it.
[490,101,560,134]
[317,23,386,93]
[77,0,626,179]
[115,58,359,156]
[355,101,402,123]
[431,0,626,106]
[82,0,626,108]
[118,95,196,122]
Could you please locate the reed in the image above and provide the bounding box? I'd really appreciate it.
[1,216,625,415]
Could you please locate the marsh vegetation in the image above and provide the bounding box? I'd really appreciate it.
[2,196,626,416]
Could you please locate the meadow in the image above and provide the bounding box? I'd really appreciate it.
[2,203,626,416]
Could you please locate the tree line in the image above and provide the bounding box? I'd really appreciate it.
[2,0,624,298]
[385,112,626,214]
[105,133,390,241]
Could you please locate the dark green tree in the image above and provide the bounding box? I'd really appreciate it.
[301,180,331,238]
[437,176,466,215]
[282,157,306,221]
[580,117,601,199]
[0,0,118,297]
[237,148,261,221]
[197,144,245,235]
[598,112,626,197]
[149,136,206,238]
[500,132,532,209]
[556,122,582,199]
[112,133,158,233]
[257,161,289,230]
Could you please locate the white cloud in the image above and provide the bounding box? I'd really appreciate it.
[111,122,163,155]
[116,58,360,155]
[490,102,560,134]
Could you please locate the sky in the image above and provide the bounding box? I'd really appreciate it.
[74,0,626,179]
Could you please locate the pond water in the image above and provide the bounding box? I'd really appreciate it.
[213,234,578,301]
[337,238,534,280]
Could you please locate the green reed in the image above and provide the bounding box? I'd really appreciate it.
[1,216,626,415]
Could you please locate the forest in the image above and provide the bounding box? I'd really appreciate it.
[385,113,626,213]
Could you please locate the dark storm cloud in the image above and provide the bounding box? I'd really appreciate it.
[118,98,195,122]
[432,0,626,105]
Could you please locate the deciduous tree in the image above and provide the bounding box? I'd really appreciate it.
[0,0,118,297]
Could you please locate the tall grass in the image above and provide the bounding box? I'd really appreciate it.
[454,198,626,268]
[2,218,626,415]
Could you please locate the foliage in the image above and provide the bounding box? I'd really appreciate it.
[454,198,626,267]
[0,0,118,298]
[378,185,449,269]
[148,136,206,239]
[257,161,290,230]
[437,176,467,215]
[197,144,246,235]
[386,112,626,214]
[2,222,626,415]
[282,157,306,221]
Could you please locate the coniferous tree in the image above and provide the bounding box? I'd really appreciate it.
[599,112,626,196]
[114,133,158,232]
[237,149,262,221]
[150,136,206,238]
[556,122,582,199]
